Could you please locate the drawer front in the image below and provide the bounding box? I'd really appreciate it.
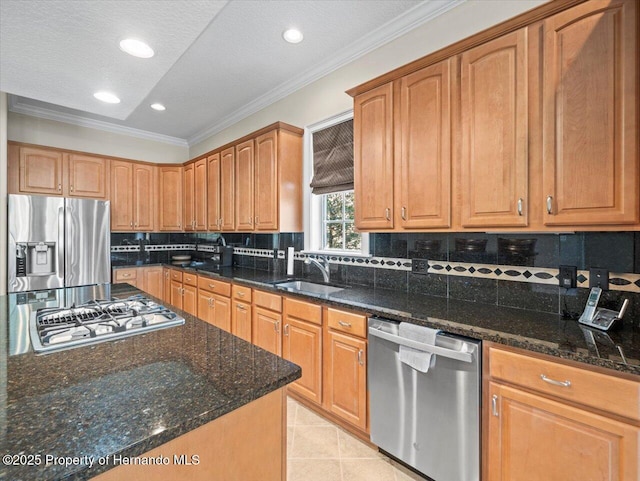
[327,308,367,338]
[284,298,322,325]
[170,270,183,282]
[197,276,231,297]
[253,289,282,312]
[114,268,137,282]
[489,346,640,422]
[183,272,198,287]
[233,284,252,302]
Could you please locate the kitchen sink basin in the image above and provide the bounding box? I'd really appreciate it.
[273,280,346,296]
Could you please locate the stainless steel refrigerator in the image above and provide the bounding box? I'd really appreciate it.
[8,194,111,293]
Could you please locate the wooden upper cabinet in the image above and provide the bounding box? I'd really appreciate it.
[158,166,183,231]
[354,82,394,230]
[110,160,134,231]
[254,130,278,231]
[183,162,195,231]
[399,59,451,229]
[194,158,207,231]
[542,0,638,226]
[235,139,255,231]
[111,161,154,231]
[67,154,109,199]
[19,147,64,195]
[460,28,529,228]
[207,153,221,231]
[220,147,236,231]
[132,163,155,231]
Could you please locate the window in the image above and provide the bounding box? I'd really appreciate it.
[322,190,360,251]
[304,111,369,256]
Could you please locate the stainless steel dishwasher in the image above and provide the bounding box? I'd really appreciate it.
[368,317,481,481]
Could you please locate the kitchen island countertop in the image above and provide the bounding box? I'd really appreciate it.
[0,283,301,481]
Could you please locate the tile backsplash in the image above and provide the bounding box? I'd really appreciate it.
[111,231,640,320]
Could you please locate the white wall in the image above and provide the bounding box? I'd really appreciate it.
[7,112,189,163]
[0,92,7,295]
[190,0,548,157]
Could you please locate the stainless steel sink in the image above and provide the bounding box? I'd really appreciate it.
[273,280,345,296]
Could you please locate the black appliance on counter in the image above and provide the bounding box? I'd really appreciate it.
[209,245,234,267]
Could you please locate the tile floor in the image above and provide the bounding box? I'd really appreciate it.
[287,397,426,481]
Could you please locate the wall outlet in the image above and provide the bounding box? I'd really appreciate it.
[558,265,577,288]
[589,268,609,290]
[411,259,429,275]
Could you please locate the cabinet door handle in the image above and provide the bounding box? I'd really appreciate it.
[274,321,280,333]
[70,185,74,192]
[255,216,258,225]
[546,195,553,214]
[248,217,253,225]
[492,394,499,416]
[517,198,523,216]
[130,221,133,227]
[338,321,352,328]
[284,324,289,336]
[540,374,571,388]
[401,206,406,220]
[181,288,185,296]
[358,349,364,366]
[58,184,62,191]
[385,208,391,221]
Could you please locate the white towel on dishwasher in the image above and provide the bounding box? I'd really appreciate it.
[398,322,441,373]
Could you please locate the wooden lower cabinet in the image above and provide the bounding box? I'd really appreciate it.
[113,268,138,287]
[232,299,252,342]
[485,344,640,481]
[323,329,367,431]
[163,268,171,304]
[282,299,322,404]
[170,279,184,310]
[140,267,163,299]
[487,382,639,481]
[93,388,286,481]
[253,306,282,356]
[252,290,282,355]
[183,284,197,317]
[198,291,231,332]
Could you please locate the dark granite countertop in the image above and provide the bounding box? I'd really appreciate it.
[0,283,301,481]
[152,264,640,377]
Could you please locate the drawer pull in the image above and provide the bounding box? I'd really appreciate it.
[237,292,245,297]
[492,394,499,417]
[237,304,246,311]
[540,374,571,388]
[209,284,215,289]
[122,273,131,278]
[338,321,352,328]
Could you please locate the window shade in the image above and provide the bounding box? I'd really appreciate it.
[310,119,354,195]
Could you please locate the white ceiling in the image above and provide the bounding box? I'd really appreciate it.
[1,0,463,146]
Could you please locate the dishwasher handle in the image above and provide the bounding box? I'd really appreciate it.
[368,326,475,363]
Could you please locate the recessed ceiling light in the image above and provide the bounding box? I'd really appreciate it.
[150,103,166,111]
[93,91,120,104]
[282,28,303,44]
[119,38,154,58]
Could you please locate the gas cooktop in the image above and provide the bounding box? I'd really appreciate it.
[30,295,185,353]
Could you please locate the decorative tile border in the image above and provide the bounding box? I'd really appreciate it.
[233,247,277,258]
[111,244,195,253]
[110,244,640,293]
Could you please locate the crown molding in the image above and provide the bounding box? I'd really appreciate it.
[187,0,466,146]
[8,95,189,148]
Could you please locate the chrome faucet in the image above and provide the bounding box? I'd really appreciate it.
[304,256,330,283]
